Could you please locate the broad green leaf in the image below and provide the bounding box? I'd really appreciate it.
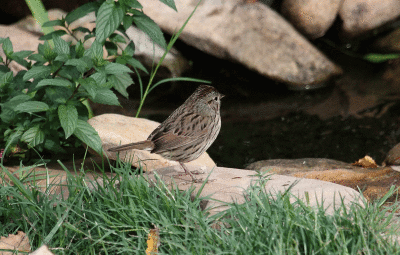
[73,119,102,153]
[65,58,89,73]
[90,72,106,86]
[42,20,65,27]
[126,57,148,73]
[122,15,135,31]
[84,40,104,63]
[96,1,124,43]
[53,34,70,55]
[12,51,33,59]
[38,41,57,61]
[39,30,67,41]
[123,41,135,56]
[104,62,133,74]
[132,11,166,49]
[79,77,97,98]
[1,38,13,57]
[72,26,91,34]
[21,125,45,146]
[28,53,47,62]
[121,0,143,9]
[75,41,86,58]
[58,104,78,139]
[44,134,66,153]
[65,2,100,25]
[23,66,52,81]
[108,73,133,98]
[93,89,119,105]
[37,78,72,88]
[109,33,126,43]
[0,71,13,86]
[55,54,69,62]
[45,87,72,104]
[159,0,177,11]
[5,94,31,106]
[15,101,49,113]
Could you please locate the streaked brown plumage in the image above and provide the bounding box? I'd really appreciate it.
[108,85,223,182]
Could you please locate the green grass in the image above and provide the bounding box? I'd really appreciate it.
[1,160,400,254]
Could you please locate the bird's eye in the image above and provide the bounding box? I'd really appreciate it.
[214,96,218,101]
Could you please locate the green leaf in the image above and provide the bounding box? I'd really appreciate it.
[122,15,135,31]
[105,41,118,56]
[53,34,70,55]
[96,1,124,43]
[108,73,133,98]
[5,94,31,106]
[93,89,119,105]
[42,20,65,27]
[132,11,166,49]
[38,41,57,61]
[72,26,92,34]
[21,125,45,146]
[55,54,69,62]
[73,119,102,153]
[1,38,13,57]
[15,101,49,113]
[65,58,89,73]
[58,104,78,139]
[104,62,133,75]
[90,72,106,86]
[85,40,104,63]
[44,134,66,153]
[123,41,135,56]
[28,53,47,62]
[79,77,97,98]
[364,53,400,63]
[65,2,100,25]
[45,87,72,104]
[37,78,72,88]
[11,50,33,60]
[109,33,127,43]
[0,71,13,86]
[126,57,148,73]
[11,51,32,67]
[121,0,143,9]
[39,30,67,41]
[23,66,52,81]
[74,42,86,58]
[159,0,177,11]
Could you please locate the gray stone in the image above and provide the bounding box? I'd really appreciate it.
[339,0,400,38]
[141,0,342,88]
[281,0,343,39]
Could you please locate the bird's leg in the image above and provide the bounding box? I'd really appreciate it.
[179,162,202,183]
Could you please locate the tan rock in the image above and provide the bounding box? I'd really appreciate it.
[2,161,362,217]
[1,157,113,199]
[247,158,400,201]
[89,113,216,171]
[0,24,41,73]
[339,0,400,38]
[149,165,362,216]
[281,0,343,39]
[140,0,342,88]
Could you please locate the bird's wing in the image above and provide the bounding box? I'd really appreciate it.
[149,111,210,154]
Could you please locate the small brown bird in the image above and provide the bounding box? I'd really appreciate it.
[108,85,224,182]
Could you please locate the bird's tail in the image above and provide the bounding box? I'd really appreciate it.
[108,140,154,152]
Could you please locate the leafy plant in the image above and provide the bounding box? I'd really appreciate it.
[0,0,202,163]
